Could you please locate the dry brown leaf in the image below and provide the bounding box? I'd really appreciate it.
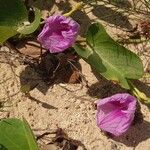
[16,40,46,58]
[66,69,81,84]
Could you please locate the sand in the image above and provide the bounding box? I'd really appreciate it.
[0,0,150,150]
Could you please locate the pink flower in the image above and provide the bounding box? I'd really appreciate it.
[96,93,136,136]
[37,15,80,53]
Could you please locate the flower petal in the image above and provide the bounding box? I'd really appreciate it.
[96,93,137,136]
[37,15,80,53]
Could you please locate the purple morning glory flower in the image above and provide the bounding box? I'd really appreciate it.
[37,15,80,53]
[96,93,137,136]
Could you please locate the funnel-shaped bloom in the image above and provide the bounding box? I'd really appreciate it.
[38,15,79,53]
[96,93,136,136]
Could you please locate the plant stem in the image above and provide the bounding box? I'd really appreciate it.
[118,39,150,44]
[64,2,83,17]
[128,80,150,104]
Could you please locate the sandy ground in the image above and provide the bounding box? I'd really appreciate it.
[0,0,150,150]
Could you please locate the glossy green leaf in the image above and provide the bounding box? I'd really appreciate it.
[0,118,38,150]
[17,8,41,34]
[74,23,144,89]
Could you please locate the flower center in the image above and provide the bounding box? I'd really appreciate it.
[51,22,70,32]
[111,101,128,110]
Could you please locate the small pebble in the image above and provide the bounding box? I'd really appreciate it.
[0,46,10,52]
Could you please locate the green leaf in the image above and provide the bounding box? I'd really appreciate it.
[0,26,17,44]
[0,0,28,27]
[17,8,41,34]
[0,118,38,150]
[0,144,8,150]
[0,0,41,44]
[74,23,144,89]
[0,0,28,44]
[20,84,31,94]
[22,118,38,150]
